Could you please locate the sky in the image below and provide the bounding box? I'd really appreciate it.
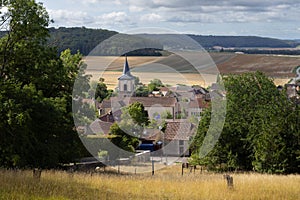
[38,0,300,39]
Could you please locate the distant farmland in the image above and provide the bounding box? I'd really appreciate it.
[84,53,300,88]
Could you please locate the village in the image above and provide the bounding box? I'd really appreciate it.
[77,56,216,167]
[77,55,300,171]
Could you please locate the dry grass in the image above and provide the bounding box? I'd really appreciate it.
[1,165,299,200]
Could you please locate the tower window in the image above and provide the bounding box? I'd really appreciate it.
[124,84,127,91]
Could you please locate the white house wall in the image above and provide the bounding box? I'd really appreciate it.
[163,140,190,156]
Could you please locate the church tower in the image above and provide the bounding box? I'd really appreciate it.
[118,56,135,97]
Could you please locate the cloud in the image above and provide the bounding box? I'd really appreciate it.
[48,9,134,28]
[126,0,300,23]
[48,9,94,25]
[129,5,144,12]
[94,12,137,28]
[140,13,163,22]
[98,12,128,23]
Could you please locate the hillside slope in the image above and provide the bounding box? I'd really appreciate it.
[2,27,298,55]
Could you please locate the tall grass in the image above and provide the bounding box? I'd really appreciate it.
[0,165,299,200]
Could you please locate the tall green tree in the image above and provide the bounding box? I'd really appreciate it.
[148,78,164,92]
[95,78,113,102]
[128,102,149,127]
[191,72,299,173]
[0,0,88,168]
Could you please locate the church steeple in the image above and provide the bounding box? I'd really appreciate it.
[122,55,132,76]
[118,55,134,80]
[118,55,135,97]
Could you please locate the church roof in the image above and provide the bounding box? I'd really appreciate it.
[118,56,135,80]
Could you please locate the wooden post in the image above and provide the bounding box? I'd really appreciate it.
[118,165,120,174]
[33,168,42,180]
[152,159,154,176]
[181,163,184,176]
[224,174,234,189]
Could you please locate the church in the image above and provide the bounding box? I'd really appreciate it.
[99,56,179,120]
[117,56,136,97]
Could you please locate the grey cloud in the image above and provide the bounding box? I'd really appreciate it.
[126,0,299,24]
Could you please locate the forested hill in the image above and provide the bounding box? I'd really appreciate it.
[48,27,118,55]
[47,27,298,55]
[2,27,298,55]
[188,35,298,48]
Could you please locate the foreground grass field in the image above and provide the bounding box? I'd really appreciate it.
[1,165,299,200]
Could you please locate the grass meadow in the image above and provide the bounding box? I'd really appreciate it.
[1,164,299,200]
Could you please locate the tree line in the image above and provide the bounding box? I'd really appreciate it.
[2,27,299,56]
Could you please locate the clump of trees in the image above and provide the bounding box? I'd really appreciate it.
[94,78,113,102]
[134,78,165,97]
[191,72,300,173]
[0,0,89,168]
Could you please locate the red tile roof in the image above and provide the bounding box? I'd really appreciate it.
[164,122,195,141]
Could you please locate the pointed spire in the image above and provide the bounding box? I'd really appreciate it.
[122,55,131,76]
[118,55,134,80]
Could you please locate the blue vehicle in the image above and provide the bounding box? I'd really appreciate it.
[137,143,155,152]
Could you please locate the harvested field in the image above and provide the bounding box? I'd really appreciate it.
[217,54,300,77]
[87,70,215,89]
[84,53,299,89]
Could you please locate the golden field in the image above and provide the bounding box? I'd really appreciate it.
[83,54,297,89]
[1,165,299,200]
[87,70,214,89]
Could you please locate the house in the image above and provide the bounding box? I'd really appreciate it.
[85,119,113,135]
[187,98,210,120]
[162,121,195,156]
[135,121,196,157]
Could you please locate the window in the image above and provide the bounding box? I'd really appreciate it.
[179,140,184,145]
[124,84,127,91]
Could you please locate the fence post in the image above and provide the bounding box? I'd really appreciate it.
[33,168,42,180]
[152,159,154,176]
[223,174,234,189]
